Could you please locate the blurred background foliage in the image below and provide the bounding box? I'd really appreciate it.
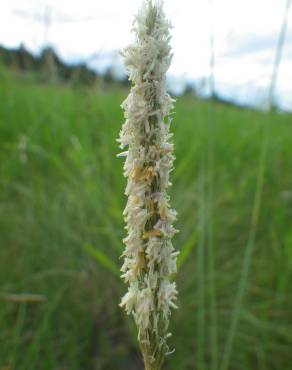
[0,43,292,370]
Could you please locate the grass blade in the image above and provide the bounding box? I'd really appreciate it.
[177,229,197,270]
[220,125,269,370]
[197,172,206,370]
[10,302,27,370]
[84,243,120,278]
[207,103,218,370]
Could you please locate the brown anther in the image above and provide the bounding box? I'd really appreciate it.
[159,202,168,221]
[143,229,162,239]
[134,251,146,273]
[132,165,156,183]
[131,164,143,180]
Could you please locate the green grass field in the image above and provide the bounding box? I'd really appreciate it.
[0,65,292,370]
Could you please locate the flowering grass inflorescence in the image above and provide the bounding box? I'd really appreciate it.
[118,1,178,369]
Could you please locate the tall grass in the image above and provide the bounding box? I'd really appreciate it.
[220,124,269,370]
[0,66,292,369]
[220,2,291,368]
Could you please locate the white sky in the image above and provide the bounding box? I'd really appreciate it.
[0,0,291,110]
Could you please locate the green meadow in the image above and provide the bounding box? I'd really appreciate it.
[0,65,292,370]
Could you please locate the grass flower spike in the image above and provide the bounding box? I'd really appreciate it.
[118,1,178,369]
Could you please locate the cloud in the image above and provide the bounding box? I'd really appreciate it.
[227,28,292,58]
[0,0,291,110]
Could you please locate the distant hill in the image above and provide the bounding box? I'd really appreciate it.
[1,44,283,112]
[0,44,128,87]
